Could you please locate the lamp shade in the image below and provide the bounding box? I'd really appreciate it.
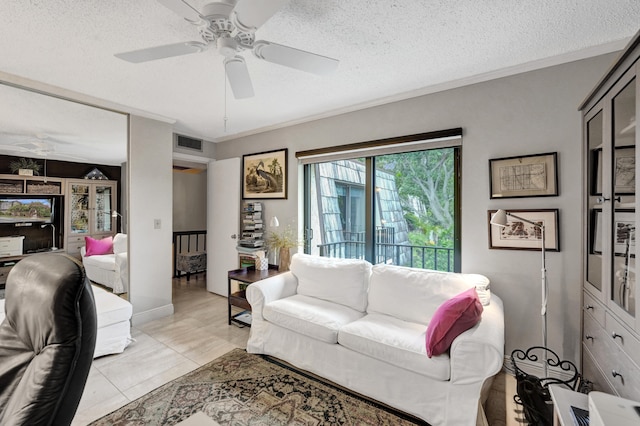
[490,209,508,227]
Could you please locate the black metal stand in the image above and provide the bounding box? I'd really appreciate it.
[511,347,589,426]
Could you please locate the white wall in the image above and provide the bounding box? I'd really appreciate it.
[129,115,174,325]
[214,52,618,366]
[173,170,207,232]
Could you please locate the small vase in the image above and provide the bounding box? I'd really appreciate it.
[279,247,291,272]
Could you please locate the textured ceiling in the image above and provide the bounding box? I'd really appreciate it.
[0,0,639,164]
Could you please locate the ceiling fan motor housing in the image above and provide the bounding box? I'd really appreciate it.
[200,1,236,20]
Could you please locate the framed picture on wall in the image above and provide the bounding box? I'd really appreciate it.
[242,148,288,199]
[489,152,558,198]
[488,209,560,251]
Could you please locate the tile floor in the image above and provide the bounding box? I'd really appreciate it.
[73,274,249,425]
[73,273,520,425]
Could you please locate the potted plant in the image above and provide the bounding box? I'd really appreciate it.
[265,224,299,272]
[9,158,42,176]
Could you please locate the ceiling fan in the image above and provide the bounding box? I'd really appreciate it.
[0,133,87,162]
[115,0,339,99]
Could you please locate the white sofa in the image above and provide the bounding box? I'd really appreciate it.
[81,233,128,294]
[246,253,504,426]
[0,284,132,358]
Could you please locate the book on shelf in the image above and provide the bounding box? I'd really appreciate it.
[239,239,265,248]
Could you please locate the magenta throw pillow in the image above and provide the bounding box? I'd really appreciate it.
[85,236,114,256]
[425,287,483,357]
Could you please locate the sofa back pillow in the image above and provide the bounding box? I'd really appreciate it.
[113,233,128,254]
[84,236,113,257]
[290,253,372,312]
[368,264,488,324]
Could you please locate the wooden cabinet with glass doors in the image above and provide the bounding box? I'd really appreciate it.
[65,179,117,255]
[582,31,640,400]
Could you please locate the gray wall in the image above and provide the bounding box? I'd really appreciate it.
[173,170,207,232]
[129,115,174,325]
[214,52,618,365]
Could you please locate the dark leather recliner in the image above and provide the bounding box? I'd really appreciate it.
[0,253,97,426]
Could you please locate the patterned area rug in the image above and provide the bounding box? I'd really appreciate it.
[90,348,427,425]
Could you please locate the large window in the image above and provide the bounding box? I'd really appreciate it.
[299,130,461,272]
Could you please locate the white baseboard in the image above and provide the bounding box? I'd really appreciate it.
[131,303,174,326]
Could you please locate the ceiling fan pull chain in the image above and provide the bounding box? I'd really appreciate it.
[224,67,228,133]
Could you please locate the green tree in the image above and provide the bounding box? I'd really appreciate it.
[378,149,455,247]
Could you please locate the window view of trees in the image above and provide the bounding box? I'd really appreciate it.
[376,148,455,269]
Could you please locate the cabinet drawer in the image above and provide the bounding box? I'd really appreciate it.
[596,340,640,400]
[66,237,85,255]
[583,291,605,327]
[605,311,640,367]
[583,312,615,364]
[582,344,615,394]
[67,236,85,244]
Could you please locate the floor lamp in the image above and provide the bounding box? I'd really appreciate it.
[112,210,123,233]
[490,209,549,377]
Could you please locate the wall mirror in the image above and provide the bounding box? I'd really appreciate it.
[0,80,129,297]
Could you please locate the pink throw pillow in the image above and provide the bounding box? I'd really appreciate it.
[425,287,483,357]
[85,236,114,257]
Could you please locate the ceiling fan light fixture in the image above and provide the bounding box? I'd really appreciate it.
[217,37,239,57]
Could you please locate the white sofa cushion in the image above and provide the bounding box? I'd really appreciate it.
[263,294,365,344]
[338,313,450,380]
[289,253,372,312]
[82,253,117,271]
[368,264,484,325]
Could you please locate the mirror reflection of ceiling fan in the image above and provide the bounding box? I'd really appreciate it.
[114,0,339,99]
[0,133,88,162]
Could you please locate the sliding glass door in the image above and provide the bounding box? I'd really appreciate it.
[304,147,460,272]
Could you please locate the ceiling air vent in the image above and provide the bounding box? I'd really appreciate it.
[175,134,203,152]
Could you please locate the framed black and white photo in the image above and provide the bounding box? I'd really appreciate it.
[242,148,288,199]
[488,209,559,251]
[489,152,558,199]
[594,209,636,256]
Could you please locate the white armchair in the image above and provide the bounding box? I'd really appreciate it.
[80,233,128,294]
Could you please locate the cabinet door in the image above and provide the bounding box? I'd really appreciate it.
[68,182,91,235]
[608,73,637,324]
[92,183,115,234]
[587,107,604,297]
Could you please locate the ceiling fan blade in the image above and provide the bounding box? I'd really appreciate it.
[230,0,290,33]
[224,56,254,99]
[157,0,202,22]
[115,42,206,63]
[253,41,339,75]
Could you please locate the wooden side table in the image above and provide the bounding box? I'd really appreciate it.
[227,265,282,327]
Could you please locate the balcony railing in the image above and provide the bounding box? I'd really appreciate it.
[173,230,206,277]
[318,241,454,272]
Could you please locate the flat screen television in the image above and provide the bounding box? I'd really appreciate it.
[0,196,54,224]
